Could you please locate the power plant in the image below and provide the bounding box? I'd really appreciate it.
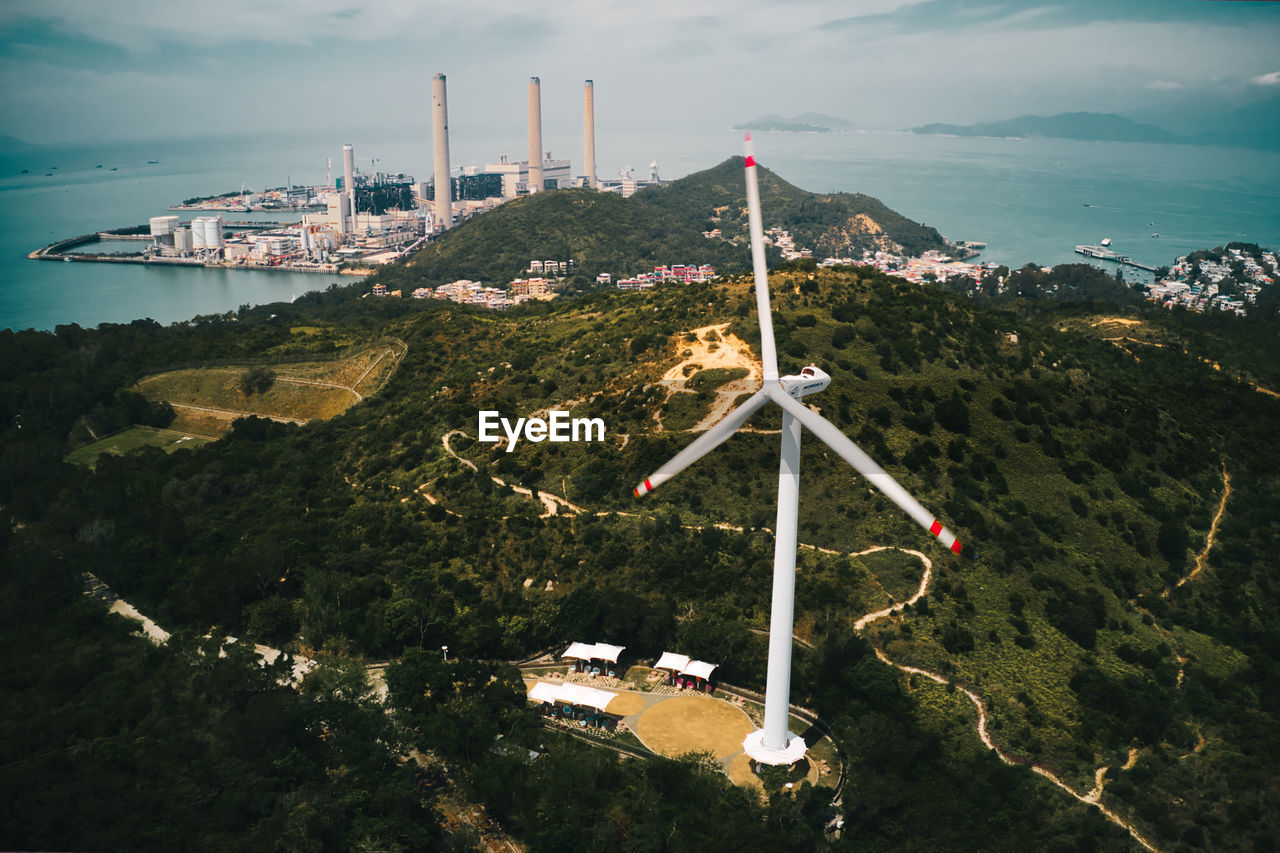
[432,73,453,231]
[342,144,355,225]
[527,77,544,194]
[142,74,665,270]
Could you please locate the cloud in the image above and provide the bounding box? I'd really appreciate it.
[1251,70,1280,86]
[3,1,1279,145]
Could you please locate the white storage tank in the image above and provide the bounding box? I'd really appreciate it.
[173,227,193,252]
[192,216,224,249]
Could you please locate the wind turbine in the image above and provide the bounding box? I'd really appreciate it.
[634,134,964,767]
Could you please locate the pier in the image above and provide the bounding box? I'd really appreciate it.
[1074,245,1157,273]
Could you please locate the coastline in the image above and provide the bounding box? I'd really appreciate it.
[28,224,368,277]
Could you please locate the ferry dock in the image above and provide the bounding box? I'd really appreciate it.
[1075,244,1158,273]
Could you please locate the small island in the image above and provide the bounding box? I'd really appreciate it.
[734,112,854,134]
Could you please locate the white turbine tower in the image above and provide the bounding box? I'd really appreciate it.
[634,134,964,768]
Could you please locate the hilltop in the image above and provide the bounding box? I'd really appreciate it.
[373,159,952,295]
[376,188,755,292]
[634,157,951,259]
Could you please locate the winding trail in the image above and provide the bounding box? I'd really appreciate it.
[169,402,308,425]
[440,430,585,517]
[1169,463,1230,595]
[82,572,316,685]
[850,552,1162,852]
[275,375,362,402]
[851,547,932,631]
[442,430,478,471]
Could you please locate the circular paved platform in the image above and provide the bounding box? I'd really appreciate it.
[633,694,754,758]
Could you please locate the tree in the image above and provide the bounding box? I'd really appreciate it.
[240,366,276,395]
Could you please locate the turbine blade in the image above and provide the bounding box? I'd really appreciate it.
[770,388,963,554]
[634,389,770,497]
[744,134,779,381]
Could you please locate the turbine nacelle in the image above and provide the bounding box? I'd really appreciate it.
[780,365,830,399]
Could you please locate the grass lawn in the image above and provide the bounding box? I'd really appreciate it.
[133,341,407,432]
[634,695,754,759]
[66,426,211,468]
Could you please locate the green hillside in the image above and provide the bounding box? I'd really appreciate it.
[374,188,755,291]
[373,159,952,297]
[634,157,952,258]
[3,268,1278,850]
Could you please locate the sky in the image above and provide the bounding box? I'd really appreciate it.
[1,0,1277,155]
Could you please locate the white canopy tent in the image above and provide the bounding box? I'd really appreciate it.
[654,651,691,672]
[682,660,718,682]
[562,642,597,661]
[561,642,626,664]
[527,681,562,705]
[653,651,718,683]
[526,680,617,713]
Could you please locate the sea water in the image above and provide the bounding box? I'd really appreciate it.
[2,129,1277,332]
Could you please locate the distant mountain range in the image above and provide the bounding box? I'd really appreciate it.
[913,102,1280,150]
[734,113,854,133]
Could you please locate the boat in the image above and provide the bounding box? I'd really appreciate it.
[1151,233,1159,238]
[1100,237,1112,246]
[147,160,158,164]
[96,164,103,168]
[110,167,118,171]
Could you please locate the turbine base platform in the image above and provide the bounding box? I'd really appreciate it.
[742,728,807,766]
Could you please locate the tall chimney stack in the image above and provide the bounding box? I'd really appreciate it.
[583,80,597,189]
[431,73,453,231]
[527,77,543,194]
[342,143,356,216]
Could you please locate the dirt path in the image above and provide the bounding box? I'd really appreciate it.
[1171,463,1230,594]
[852,559,1162,852]
[276,375,363,401]
[439,430,588,517]
[491,477,586,518]
[442,430,478,472]
[852,547,932,631]
[82,571,316,685]
[169,402,308,425]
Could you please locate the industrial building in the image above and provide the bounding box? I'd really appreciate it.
[482,155,573,198]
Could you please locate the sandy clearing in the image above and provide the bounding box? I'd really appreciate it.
[634,695,755,759]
